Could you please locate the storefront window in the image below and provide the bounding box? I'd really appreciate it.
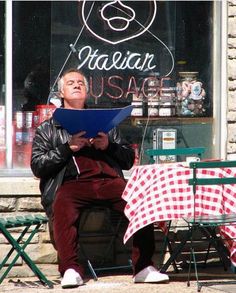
[0,1,223,174]
[51,2,212,108]
[11,1,51,171]
[0,1,5,168]
[50,1,213,162]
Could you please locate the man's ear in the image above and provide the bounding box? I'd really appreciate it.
[58,90,63,97]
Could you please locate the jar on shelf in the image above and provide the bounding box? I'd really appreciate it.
[131,101,143,117]
[158,103,176,117]
[148,100,159,117]
[158,77,176,117]
[176,72,206,116]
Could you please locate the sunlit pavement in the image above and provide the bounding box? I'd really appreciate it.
[1,267,236,293]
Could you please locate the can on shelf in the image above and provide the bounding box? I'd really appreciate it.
[130,143,140,165]
[0,147,5,168]
[131,102,143,117]
[25,111,34,128]
[15,111,24,129]
[36,104,56,124]
[148,100,159,117]
[158,103,176,117]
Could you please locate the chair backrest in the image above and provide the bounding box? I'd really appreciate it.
[145,147,206,164]
[189,160,236,191]
[188,160,236,220]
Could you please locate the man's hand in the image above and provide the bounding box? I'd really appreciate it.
[90,132,109,150]
[68,131,91,152]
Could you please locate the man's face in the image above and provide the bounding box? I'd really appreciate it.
[61,72,87,108]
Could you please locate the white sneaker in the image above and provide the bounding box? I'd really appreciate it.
[133,266,169,283]
[61,268,84,288]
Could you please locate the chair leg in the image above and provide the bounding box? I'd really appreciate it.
[0,226,30,271]
[166,238,179,273]
[160,229,192,273]
[157,221,179,273]
[187,247,192,287]
[203,242,211,268]
[187,227,201,292]
[0,224,53,288]
[200,227,230,270]
[191,248,201,292]
[87,260,98,281]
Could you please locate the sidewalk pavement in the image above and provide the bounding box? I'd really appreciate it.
[1,265,236,293]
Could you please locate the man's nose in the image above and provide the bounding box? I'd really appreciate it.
[74,83,80,88]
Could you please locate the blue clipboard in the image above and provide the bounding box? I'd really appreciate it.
[53,105,133,138]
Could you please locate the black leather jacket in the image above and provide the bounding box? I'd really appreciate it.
[31,117,135,216]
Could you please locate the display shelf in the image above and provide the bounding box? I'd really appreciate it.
[131,116,213,126]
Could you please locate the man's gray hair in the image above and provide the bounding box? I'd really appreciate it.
[57,68,89,93]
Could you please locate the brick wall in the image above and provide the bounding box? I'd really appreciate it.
[228,1,236,157]
[0,178,59,279]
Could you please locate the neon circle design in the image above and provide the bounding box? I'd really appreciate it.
[81,0,157,45]
[100,0,135,32]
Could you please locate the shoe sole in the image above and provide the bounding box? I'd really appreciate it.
[62,284,79,289]
[134,278,169,283]
[61,280,84,288]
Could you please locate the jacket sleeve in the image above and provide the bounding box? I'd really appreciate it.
[106,127,135,170]
[31,121,72,179]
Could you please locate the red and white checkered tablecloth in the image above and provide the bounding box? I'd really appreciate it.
[122,162,236,265]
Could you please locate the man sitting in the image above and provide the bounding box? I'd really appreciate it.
[31,68,169,288]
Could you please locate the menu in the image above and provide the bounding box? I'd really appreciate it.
[53,105,133,138]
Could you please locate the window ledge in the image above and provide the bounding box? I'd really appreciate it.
[0,170,132,196]
[0,177,40,195]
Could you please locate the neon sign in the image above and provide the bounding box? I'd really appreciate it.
[75,1,175,101]
[81,0,157,45]
[100,1,136,32]
[77,45,156,71]
[89,75,162,100]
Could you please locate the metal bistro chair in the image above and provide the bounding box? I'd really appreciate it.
[78,205,132,281]
[145,147,206,165]
[184,160,236,292]
[145,147,205,272]
[0,214,53,288]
